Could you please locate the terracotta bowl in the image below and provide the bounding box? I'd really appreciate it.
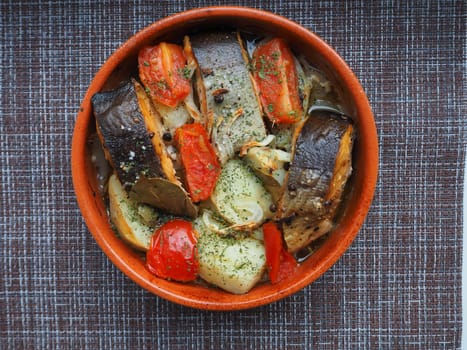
[71,6,378,310]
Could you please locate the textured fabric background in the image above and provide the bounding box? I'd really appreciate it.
[0,0,465,349]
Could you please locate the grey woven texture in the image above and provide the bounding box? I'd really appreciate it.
[1,0,465,349]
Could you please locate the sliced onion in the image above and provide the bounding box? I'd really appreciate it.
[202,211,230,236]
[273,149,292,162]
[239,134,276,156]
[202,210,260,236]
[232,199,264,225]
[183,88,203,123]
[211,122,234,164]
[166,145,178,161]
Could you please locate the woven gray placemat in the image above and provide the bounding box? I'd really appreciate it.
[1,0,465,348]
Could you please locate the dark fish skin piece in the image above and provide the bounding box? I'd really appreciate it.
[92,81,165,187]
[280,112,350,219]
[189,32,266,162]
[278,111,354,253]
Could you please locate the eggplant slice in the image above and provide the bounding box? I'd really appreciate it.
[189,32,267,163]
[278,111,354,253]
[92,81,165,188]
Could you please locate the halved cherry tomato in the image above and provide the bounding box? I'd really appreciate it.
[146,219,199,282]
[252,38,303,124]
[263,222,298,284]
[174,123,220,202]
[138,43,191,108]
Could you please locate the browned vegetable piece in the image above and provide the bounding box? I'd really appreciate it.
[277,111,354,252]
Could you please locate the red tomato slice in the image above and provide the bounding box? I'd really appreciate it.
[175,123,221,202]
[146,219,199,282]
[138,43,191,108]
[252,38,303,124]
[263,222,298,284]
[263,222,282,282]
[276,249,298,283]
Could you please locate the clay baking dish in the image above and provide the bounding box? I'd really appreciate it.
[71,6,378,310]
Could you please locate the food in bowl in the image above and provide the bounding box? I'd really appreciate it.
[89,29,355,295]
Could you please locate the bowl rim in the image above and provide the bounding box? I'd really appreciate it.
[71,5,378,310]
